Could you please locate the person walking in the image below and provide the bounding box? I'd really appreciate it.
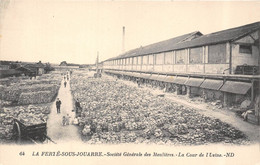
[56,98,62,113]
[64,81,67,88]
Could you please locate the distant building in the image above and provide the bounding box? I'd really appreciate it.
[0,69,22,78]
[0,61,12,70]
[59,61,80,67]
[55,61,80,70]
[59,61,68,66]
[23,61,45,75]
[0,65,10,70]
[15,66,36,77]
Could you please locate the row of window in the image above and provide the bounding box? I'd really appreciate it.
[105,44,252,66]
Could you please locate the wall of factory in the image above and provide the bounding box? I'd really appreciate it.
[231,31,259,74]
[103,30,259,75]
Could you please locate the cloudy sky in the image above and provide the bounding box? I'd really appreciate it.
[0,0,260,64]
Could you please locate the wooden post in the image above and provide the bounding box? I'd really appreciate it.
[203,46,205,73]
[251,80,254,103]
[186,49,189,73]
[258,29,260,78]
[187,86,191,98]
[173,51,175,73]
[256,29,260,125]
[223,78,228,107]
[229,42,232,74]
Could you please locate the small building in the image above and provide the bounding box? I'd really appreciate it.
[15,66,36,77]
[0,61,12,70]
[55,61,80,70]
[0,65,10,70]
[0,69,22,78]
[23,61,45,75]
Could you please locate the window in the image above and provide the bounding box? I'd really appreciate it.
[155,53,164,65]
[165,51,173,64]
[175,49,186,64]
[138,56,142,65]
[208,44,226,64]
[148,54,154,65]
[143,56,148,65]
[189,47,203,64]
[122,59,125,65]
[239,45,252,54]
[133,57,137,65]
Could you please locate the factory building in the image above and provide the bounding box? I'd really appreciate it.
[102,22,260,124]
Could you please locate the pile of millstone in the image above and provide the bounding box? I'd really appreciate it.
[70,71,249,145]
[18,90,57,105]
[0,72,61,106]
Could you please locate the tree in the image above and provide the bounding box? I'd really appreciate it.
[44,63,54,73]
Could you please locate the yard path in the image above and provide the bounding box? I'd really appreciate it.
[47,74,82,144]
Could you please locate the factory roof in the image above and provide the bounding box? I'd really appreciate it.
[106,21,260,61]
[107,31,202,61]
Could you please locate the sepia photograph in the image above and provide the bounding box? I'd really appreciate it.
[0,0,260,165]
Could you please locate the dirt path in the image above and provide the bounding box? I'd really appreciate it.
[107,74,260,144]
[47,76,82,144]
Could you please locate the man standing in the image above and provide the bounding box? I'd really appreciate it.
[56,98,62,113]
[75,99,81,113]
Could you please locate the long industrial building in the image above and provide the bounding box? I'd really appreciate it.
[102,22,260,124]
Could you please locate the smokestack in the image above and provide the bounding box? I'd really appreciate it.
[122,26,125,53]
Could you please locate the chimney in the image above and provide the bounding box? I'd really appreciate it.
[122,26,125,53]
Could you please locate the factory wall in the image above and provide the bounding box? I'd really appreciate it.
[103,30,259,76]
[231,31,259,74]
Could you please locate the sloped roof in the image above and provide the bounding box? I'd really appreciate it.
[107,31,202,61]
[24,63,45,68]
[0,61,12,65]
[106,21,260,61]
[220,81,251,95]
[60,61,80,66]
[16,66,35,73]
[170,21,260,50]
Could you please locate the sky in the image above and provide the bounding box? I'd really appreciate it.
[0,0,260,64]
